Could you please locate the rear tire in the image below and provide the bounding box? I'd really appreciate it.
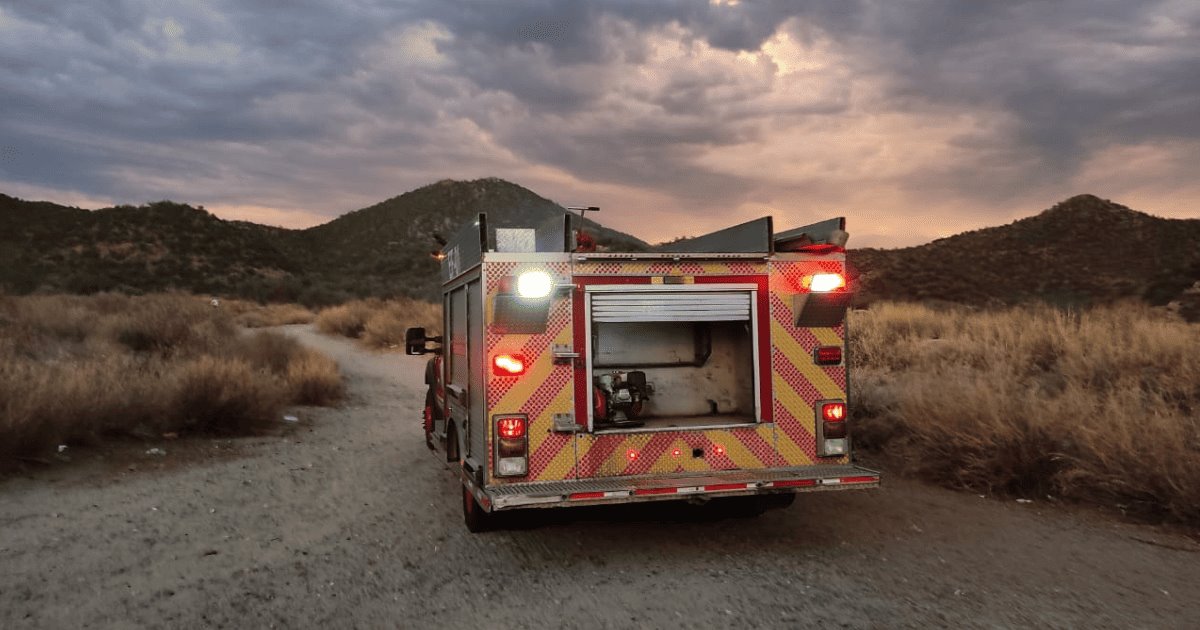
[761,493,796,510]
[462,483,495,533]
[445,424,459,463]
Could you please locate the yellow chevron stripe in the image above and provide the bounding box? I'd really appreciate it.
[528,382,573,453]
[537,437,577,480]
[770,319,845,400]
[771,371,815,465]
[599,436,634,474]
[712,432,762,469]
[644,439,685,473]
[811,327,844,347]
[494,322,571,413]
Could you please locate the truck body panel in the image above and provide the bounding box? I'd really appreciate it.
[419,213,876,521]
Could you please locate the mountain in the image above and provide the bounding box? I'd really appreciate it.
[3,185,1196,316]
[297,178,646,301]
[0,178,646,304]
[850,195,1200,313]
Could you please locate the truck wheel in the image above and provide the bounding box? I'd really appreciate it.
[762,493,796,510]
[422,406,435,451]
[445,424,459,463]
[462,484,495,533]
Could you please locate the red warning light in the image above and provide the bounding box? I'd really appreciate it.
[671,448,682,458]
[627,449,639,461]
[492,354,526,376]
[713,444,726,456]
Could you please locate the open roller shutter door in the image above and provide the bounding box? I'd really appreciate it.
[591,291,751,322]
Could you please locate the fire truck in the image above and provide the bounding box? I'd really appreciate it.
[406,212,879,531]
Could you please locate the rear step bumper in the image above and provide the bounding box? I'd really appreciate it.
[479,464,880,511]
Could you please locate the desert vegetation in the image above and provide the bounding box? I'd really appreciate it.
[222,299,316,328]
[0,293,343,467]
[850,301,1200,524]
[316,298,441,349]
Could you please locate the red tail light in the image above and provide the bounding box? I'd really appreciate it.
[497,416,526,440]
[494,414,529,477]
[815,346,843,365]
[821,402,846,422]
[492,354,526,376]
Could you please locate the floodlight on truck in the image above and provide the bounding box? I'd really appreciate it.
[806,273,846,293]
[516,270,554,298]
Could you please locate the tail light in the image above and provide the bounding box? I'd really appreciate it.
[815,346,843,365]
[817,400,848,456]
[821,402,846,422]
[497,416,526,439]
[494,414,528,477]
[492,354,526,376]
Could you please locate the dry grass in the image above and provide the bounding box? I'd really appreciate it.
[220,299,316,328]
[0,294,343,466]
[316,298,441,349]
[850,301,1200,523]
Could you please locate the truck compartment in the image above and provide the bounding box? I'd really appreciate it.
[588,290,759,431]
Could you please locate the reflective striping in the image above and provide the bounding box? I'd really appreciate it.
[590,291,751,322]
[486,260,577,483]
[770,479,818,488]
[704,483,751,491]
[634,487,679,496]
[768,258,850,466]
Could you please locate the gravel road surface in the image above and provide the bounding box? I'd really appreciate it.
[2,324,1197,629]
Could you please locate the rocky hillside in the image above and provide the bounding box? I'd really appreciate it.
[851,195,1200,315]
[0,179,646,304]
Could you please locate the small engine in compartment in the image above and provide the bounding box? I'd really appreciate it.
[593,370,654,428]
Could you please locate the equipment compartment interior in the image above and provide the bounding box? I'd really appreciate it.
[589,319,757,431]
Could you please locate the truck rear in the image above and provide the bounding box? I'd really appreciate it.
[406,212,878,531]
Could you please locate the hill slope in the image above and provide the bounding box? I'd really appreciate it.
[0,196,300,296]
[299,177,646,300]
[851,195,1200,311]
[0,179,646,303]
[3,186,1196,313]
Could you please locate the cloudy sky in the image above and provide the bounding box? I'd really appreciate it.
[1,1,1197,247]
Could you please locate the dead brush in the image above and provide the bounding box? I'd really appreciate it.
[850,301,1200,524]
[315,300,379,338]
[229,302,316,328]
[286,351,345,405]
[318,298,441,348]
[0,294,345,467]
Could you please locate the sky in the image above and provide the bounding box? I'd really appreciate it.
[1,1,1198,248]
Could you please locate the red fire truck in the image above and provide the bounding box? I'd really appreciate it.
[406,212,878,531]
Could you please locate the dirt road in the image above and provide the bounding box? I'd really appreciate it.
[2,325,1197,629]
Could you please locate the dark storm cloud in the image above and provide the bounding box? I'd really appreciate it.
[0,0,1196,238]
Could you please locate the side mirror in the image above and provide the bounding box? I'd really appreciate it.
[405,327,443,355]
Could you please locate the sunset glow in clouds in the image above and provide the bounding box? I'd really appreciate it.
[1,1,1197,246]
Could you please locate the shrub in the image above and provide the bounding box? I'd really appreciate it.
[286,351,345,406]
[318,298,441,348]
[171,356,287,434]
[315,300,377,338]
[231,303,315,328]
[0,294,344,467]
[850,302,1200,523]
